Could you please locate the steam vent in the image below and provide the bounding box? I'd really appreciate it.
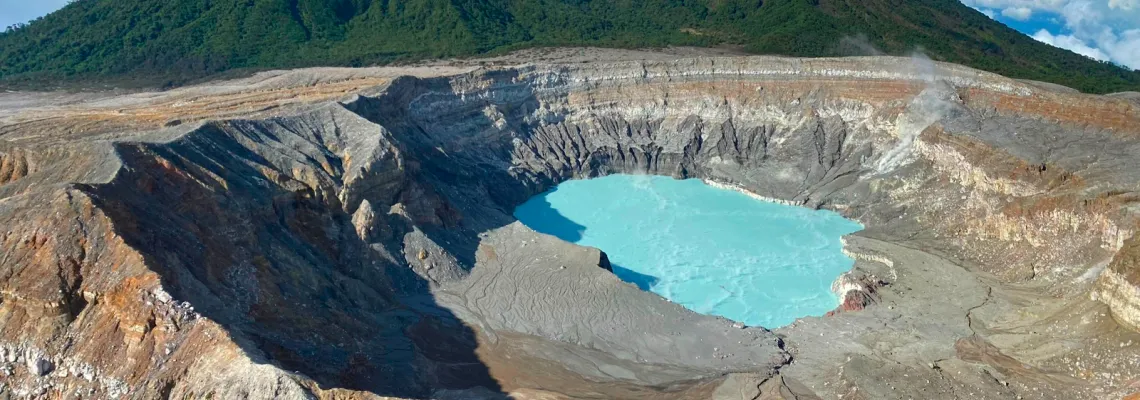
[2,53,1140,399]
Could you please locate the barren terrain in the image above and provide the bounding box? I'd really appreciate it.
[1,48,1138,399]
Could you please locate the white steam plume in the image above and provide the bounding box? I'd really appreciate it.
[874,53,963,174]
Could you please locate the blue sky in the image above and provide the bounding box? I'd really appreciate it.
[1,0,70,29]
[2,0,1138,70]
[961,0,1140,69]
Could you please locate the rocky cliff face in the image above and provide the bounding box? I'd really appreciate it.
[1,53,1139,399]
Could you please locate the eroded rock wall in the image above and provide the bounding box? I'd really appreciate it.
[369,59,1138,294]
[0,55,1138,399]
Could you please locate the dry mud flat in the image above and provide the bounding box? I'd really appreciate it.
[1,49,1140,399]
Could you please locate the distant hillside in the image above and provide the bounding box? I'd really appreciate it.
[2,0,1139,93]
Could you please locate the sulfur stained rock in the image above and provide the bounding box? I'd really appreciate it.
[826,272,888,316]
[0,52,1139,399]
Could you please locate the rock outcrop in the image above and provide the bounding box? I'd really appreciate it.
[1097,235,1140,330]
[1,53,1139,399]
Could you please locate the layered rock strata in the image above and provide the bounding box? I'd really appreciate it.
[1,54,1139,399]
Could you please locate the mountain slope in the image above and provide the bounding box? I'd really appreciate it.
[1,0,1138,93]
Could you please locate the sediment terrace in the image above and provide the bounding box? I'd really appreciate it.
[1,52,1139,399]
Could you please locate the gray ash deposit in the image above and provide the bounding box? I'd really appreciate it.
[1,52,1139,399]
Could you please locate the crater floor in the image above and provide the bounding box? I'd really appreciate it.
[1,48,1139,399]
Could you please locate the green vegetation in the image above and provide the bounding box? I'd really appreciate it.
[2,0,1138,93]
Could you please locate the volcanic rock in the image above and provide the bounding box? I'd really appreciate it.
[0,51,1138,399]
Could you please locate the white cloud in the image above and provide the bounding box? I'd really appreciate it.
[958,0,1140,70]
[1058,1,1103,31]
[1032,29,1110,60]
[1097,28,1140,68]
[1109,0,1138,10]
[1001,6,1034,20]
[978,7,998,18]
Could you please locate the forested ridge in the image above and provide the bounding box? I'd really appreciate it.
[2,0,1138,93]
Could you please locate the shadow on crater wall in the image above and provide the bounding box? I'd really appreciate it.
[512,187,663,292]
[611,265,661,291]
[84,119,507,398]
[512,188,588,243]
[78,68,745,397]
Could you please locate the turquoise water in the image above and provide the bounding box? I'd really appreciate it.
[513,175,863,328]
